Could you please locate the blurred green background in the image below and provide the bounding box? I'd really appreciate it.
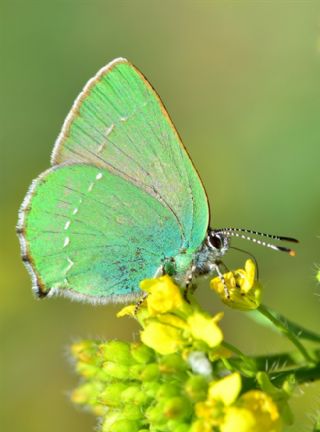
[1,1,320,431]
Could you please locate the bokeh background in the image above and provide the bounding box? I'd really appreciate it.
[1,1,320,431]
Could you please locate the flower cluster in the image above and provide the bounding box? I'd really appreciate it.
[118,275,223,355]
[71,262,294,432]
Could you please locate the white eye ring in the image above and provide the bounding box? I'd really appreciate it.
[208,233,223,250]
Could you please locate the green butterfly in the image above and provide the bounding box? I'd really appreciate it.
[17,58,297,304]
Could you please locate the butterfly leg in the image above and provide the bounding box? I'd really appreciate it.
[211,261,230,299]
[183,265,197,303]
[134,291,148,315]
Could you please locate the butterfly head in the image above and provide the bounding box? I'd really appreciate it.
[206,229,230,258]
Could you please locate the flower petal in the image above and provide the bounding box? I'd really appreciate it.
[208,372,242,406]
[117,305,136,318]
[140,275,184,314]
[187,312,223,348]
[141,322,183,355]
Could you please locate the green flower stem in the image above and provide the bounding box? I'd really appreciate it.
[220,341,259,378]
[249,306,320,344]
[222,341,247,359]
[270,362,320,387]
[257,304,315,365]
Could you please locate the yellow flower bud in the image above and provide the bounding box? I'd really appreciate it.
[190,419,213,432]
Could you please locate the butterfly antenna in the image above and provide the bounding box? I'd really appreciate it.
[215,227,298,256]
[229,246,260,278]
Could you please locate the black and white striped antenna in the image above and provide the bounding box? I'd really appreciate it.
[214,227,298,256]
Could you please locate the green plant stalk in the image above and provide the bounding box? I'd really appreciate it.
[257,304,315,365]
[270,362,320,387]
[222,341,248,359]
[249,306,320,343]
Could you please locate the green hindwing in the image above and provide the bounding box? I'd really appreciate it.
[18,164,182,303]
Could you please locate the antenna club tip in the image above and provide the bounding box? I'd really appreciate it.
[286,237,299,244]
[289,250,296,257]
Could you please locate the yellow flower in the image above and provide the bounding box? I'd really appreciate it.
[140,275,184,315]
[210,259,262,310]
[187,312,223,348]
[221,390,282,432]
[195,372,282,432]
[140,321,183,355]
[194,373,241,430]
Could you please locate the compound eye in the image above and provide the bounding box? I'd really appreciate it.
[209,233,223,249]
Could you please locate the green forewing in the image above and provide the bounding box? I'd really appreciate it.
[23,164,182,300]
[52,58,209,250]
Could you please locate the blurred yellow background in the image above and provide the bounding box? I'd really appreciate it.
[1,1,320,431]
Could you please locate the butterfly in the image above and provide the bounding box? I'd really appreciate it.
[17,58,298,304]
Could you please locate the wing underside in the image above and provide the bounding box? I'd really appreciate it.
[18,164,183,303]
[18,58,209,302]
